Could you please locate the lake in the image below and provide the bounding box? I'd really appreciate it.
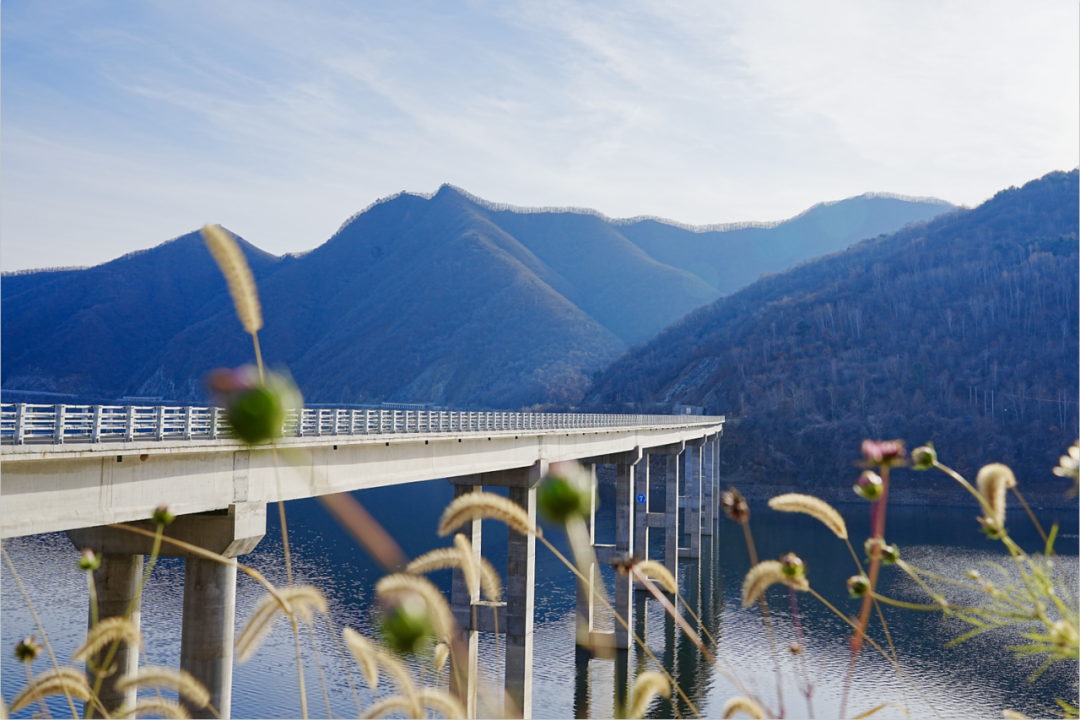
[3,478,1077,719]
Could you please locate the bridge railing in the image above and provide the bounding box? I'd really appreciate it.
[0,403,720,446]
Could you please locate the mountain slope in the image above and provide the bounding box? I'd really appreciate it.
[2,185,953,408]
[588,170,1079,495]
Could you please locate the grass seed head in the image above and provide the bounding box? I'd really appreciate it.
[767,493,847,539]
[438,492,539,538]
[115,666,210,708]
[742,560,808,607]
[633,560,678,594]
[9,667,92,713]
[201,224,262,335]
[722,696,766,718]
[976,463,1016,527]
[73,617,141,662]
[627,671,670,719]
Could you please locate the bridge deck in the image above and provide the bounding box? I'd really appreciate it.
[0,404,723,538]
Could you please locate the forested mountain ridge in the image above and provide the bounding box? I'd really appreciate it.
[2,185,950,408]
[587,170,1079,496]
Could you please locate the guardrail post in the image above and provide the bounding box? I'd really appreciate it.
[183,406,193,441]
[92,405,103,443]
[15,403,27,445]
[155,406,166,441]
[54,404,66,445]
[210,407,220,440]
[125,406,136,442]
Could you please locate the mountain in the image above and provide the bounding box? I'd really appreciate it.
[2,185,951,408]
[587,170,1079,498]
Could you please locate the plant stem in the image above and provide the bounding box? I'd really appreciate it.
[1,545,79,719]
[788,586,814,719]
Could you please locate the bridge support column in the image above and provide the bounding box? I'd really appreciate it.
[665,453,681,585]
[702,437,715,535]
[682,442,704,559]
[68,502,266,720]
[575,464,597,655]
[85,552,143,716]
[506,484,536,718]
[181,558,236,719]
[614,461,635,650]
[449,484,481,717]
[633,455,650,565]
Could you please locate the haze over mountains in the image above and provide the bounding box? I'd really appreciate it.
[588,170,1079,496]
[2,185,950,408]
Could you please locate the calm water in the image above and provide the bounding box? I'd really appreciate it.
[3,480,1077,719]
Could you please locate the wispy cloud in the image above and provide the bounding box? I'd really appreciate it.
[2,0,1076,270]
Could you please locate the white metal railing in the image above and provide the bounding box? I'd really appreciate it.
[0,403,722,447]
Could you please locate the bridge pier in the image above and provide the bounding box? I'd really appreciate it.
[86,552,144,715]
[575,464,598,656]
[68,502,266,719]
[449,484,482,718]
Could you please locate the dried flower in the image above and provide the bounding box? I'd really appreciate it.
[911,443,937,470]
[721,488,750,523]
[14,636,41,663]
[1053,442,1079,497]
[78,548,101,572]
[860,439,906,468]
[854,470,884,501]
[847,574,871,598]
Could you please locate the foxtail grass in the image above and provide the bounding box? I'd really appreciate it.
[767,494,848,539]
[114,666,209,708]
[627,671,670,719]
[438,492,540,538]
[8,668,92,715]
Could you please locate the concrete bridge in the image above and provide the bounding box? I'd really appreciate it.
[1,403,724,718]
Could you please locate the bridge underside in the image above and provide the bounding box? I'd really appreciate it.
[1,423,721,538]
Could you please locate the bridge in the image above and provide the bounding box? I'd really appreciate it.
[1,403,725,718]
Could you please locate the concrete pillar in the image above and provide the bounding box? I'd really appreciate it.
[575,465,597,654]
[506,485,536,718]
[86,553,143,717]
[683,445,701,559]
[68,503,266,720]
[664,454,680,583]
[633,456,650,561]
[702,439,715,535]
[180,558,237,719]
[449,484,481,717]
[614,462,635,650]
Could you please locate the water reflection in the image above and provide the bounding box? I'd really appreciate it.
[2,481,1077,719]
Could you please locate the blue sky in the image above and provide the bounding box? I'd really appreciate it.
[3,0,1077,271]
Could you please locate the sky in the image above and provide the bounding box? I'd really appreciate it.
[2,0,1078,271]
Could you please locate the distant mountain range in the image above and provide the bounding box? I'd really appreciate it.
[1,185,950,408]
[587,170,1079,496]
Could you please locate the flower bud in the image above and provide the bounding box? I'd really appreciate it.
[847,574,870,598]
[788,641,803,655]
[780,552,805,579]
[880,544,900,565]
[860,439,906,467]
[863,538,899,565]
[978,515,1004,539]
[1050,620,1078,649]
[537,463,594,524]
[911,444,936,471]
[380,595,435,655]
[78,548,101,572]
[152,505,176,526]
[721,489,750,523]
[15,636,41,663]
[207,365,302,445]
[854,471,884,501]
